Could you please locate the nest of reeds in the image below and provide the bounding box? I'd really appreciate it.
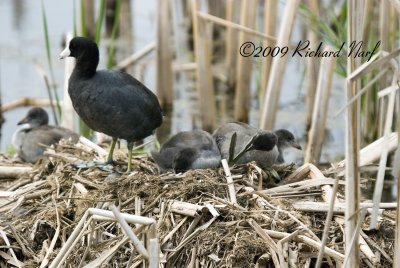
[0,139,395,267]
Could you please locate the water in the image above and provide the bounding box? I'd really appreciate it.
[0,0,158,151]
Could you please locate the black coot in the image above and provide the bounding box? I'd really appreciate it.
[151,130,221,173]
[213,122,301,168]
[12,107,79,163]
[59,37,163,171]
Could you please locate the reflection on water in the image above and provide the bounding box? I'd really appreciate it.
[11,0,25,31]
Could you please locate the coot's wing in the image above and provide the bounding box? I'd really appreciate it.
[19,130,59,163]
[160,131,215,152]
[41,126,80,142]
[213,123,255,158]
[71,70,162,141]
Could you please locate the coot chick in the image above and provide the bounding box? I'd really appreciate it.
[59,37,163,172]
[12,107,79,163]
[151,130,221,173]
[213,122,301,168]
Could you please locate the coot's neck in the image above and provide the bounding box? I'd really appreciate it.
[73,47,99,78]
[277,138,284,149]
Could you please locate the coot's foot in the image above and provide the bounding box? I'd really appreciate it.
[106,137,118,164]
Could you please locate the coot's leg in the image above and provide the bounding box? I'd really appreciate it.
[107,137,118,163]
[127,141,134,172]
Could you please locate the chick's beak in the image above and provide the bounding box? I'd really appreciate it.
[292,142,302,150]
[17,117,29,125]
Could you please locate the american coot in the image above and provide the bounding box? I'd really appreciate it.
[213,122,301,168]
[59,37,163,172]
[151,130,221,173]
[12,107,79,163]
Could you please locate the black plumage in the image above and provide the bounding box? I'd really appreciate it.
[152,130,221,173]
[213,122,301,168]
[60,37,163,171]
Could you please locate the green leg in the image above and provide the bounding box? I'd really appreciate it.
[107,138,118,164]
[127,141,134,172]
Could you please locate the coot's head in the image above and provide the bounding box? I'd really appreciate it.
[274,129,302,150]
[252,132,278,151]
[59,37,99,62]
[18,107,49,128]
[173,148,198,173]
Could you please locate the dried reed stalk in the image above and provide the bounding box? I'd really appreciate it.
[1,97,58,112]
[247,219,281,267]
[344,1,362,266]
[118,0,134,74]
[221,159,237,204]
[78,136,108,159]
[343,209,368,267]
[40,195,60,268]
[260,0,278,105]
[362,0,374,139]
[82,236,130,267]
[161,217,188,245]
[264,229,344,262]
[0,229,22,267]
[110,205,149,259]
[169,200,207,217]
[49,208,155,267]
[335,68,388,117]
[0,166,32,179]
[148,238,159,268]
[197,12,277,42]
[262,177,337,195]
[315,178,339,268]
[259,0,299,130]
[156,0,173,110]
[305,0,319,131]
[83,0,95,39]
[225,0,239,91]
[370,86,397,228]
[378,0,391,137]
[191,0,216,132]
[393,146,400,267]
[114,42,156,71]
[49,210,92,268]
[395,66,399,268]
[336,132,398,172]
[304,46,336,163]
[233,0,257,123]
[330,144,381,265]
[293,201,396,213]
